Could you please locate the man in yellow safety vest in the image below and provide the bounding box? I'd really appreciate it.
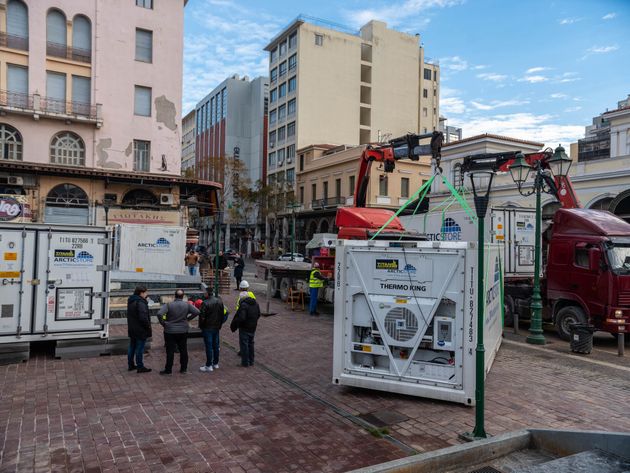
[309,262,327,316]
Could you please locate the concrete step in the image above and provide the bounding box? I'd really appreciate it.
[515,449,630,473]
[0,342,30,365]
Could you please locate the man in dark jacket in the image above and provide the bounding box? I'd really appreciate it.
[230,284,260,367]
[127,285,152,373]
[198,287,226,372]
[157,289,200,374]
[233,254,245,290]
[217,251,228,270]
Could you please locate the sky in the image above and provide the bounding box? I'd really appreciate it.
[183,0,630,150]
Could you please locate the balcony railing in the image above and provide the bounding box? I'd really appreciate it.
[0,90,102,125]
[311,196,345,210]
[0,32,28,51]
[46,41,91,63]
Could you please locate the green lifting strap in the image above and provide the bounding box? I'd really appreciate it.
[369,174,436,241]
[441,175,478,223]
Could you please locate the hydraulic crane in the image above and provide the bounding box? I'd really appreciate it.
[335,131,444,239]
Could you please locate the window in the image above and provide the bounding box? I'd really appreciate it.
[349,175,355,195]
[121,189,157,206]
[0,124,23,161]
[71,75,91,114]
[323,181,329,199]
[278,104,286,122]
[423,68,431,80]
[451,163,463,188]
[211,97,216,125]
[46,184,89,207]
[287,121,295,138]
[422,107,428,117]
[287,98,296,116]
[215,92,221,122]
[72,15,91,53]
[270,67,277,82]
[270,48,277,63]
[134,86,152,116]
[47,9,66,46]
[433,70,437,81]
[575,247,589,268]
[46,71,66,113]
[279,42,287,57]
[335,178,341,198]
[401,177,410,198]
[7,0,28,47]
[222,88,227,118]
[136,0,152,8]
[288,76,296,93]
[268,151,276,169]
[133,140,150,171]
[288,54,297,71]
[279,82,287,98]
[269,109,277,125]
[433,107,436,116]
[433,89,436,97]
[423,89,428,98]
[287,168,295,183]
[289,32,297,49]
[135,29,153,62]
[379,175,388,196]
[270,88,277,103]
[277,126,286,142]
[7,64,28,107]
[269,130,276,147]
[279,61,287,77]
[50,131,85,166]
[299,154,304,171]
[315,34,323,46]
[287,144,295,163]
[312,183,317,199]
[299,186,304,204]
[277,148,285,165]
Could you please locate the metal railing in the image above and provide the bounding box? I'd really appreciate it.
[42,96,97,119]
[311,196,345,209]
[46,41,91,63]
[0,32,28,51]
[0,90,99,120]
[0,90,33,109]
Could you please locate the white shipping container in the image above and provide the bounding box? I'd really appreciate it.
[332,240,503,406]
[114,224,186,275]
[0,224,110,343]
[400,207,538,276]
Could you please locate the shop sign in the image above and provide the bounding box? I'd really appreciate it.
[0,196,22,221]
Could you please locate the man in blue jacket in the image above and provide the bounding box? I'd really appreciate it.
[127,285,152,373]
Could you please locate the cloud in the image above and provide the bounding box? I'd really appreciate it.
[441,55,469,71]
[550,93,569,99]
[477,72,508,82]
[586,45,619,54]
[344,0,463,29]
[470,99,529,111]
[559,17,581,25]
[602,12,617,20]
[472,65,488,70]
[440,87,466,115]
[564,106,582,113]
[526,67,549,74]
[519,75,548,83]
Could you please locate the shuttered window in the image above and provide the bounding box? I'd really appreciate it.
[72,75,90,117]
[47,10,66,45]
[135,29,153,62]
[72,15,91,51]
[7,65,28,94]
[7,0,28,39]
[134,86,151,116]
[47,72,66,100]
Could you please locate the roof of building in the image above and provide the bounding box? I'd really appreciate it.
[296,143,339,153]
[602,104,630,116]
[443,133,544,148]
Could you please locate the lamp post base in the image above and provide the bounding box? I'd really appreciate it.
[459,431,490,443]
[526,333,546,345]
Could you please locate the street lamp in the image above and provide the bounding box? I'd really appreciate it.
[286,201,301,261]
[213,209,223,297]
[509,146,572,345]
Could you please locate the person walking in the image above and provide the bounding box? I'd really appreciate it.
[157,289,200,374]
[198,287,227,372]
[217,251,228,270]
[185,249,200,276]
[127,285,152,373]
[308,262,328,316]
[230,282,260,367]
[233,253,245,290]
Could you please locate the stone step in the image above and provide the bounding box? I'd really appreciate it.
[515,449,630,473]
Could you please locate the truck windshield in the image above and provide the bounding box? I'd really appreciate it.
[608,244,630,273]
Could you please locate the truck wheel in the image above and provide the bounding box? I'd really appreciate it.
[279,278,290,302]
[555,306,587,341]
[503,296,515,327]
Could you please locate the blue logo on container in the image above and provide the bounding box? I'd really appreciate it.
[75,251,94,264]
[156,237,170,248]
[428,217,462,241]
[403,263,417,275]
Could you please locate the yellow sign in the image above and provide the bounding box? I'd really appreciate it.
[135,268,144,272]
[395,299,408,304]
[0,271,20,278]
[361,345,372,352]
[4,252,17,261]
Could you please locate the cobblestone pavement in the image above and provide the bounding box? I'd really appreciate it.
[1,289,629,472]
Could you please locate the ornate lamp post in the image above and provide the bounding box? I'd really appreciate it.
[509,146,572,345]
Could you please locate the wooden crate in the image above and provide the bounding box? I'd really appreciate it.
[200,269,232,294]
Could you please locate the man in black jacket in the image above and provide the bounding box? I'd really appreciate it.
[230,284,260,367]
[127,285,152,373]
[233,254,245,290]
[198,287,226,372]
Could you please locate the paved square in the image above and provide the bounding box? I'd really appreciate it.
[1,291,629,472]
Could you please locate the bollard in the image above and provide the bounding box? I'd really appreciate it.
[618,323,625,357]
[513,310,519,335]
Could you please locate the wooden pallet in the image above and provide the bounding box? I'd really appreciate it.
[200,269,232,294]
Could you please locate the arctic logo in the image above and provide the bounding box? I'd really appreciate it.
[53,249,94,265]
[138,238,171,249]
[76,251,94,263]
[427,218,462,241]
[403,263,417,275]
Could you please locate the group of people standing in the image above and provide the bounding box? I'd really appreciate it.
[126,281,260,375]
[185,249,246,292]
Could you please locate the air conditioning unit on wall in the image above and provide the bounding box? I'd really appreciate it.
[160,193,175,205]
[7,176,24,185]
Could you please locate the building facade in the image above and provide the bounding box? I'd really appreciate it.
[263,16,440,195]
[181,109,196,174]
[0,0,217,226]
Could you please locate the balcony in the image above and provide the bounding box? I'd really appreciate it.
[0,32,28,52]
[46,41,91,64]
[0,90,103,127]
[311,196,345,210]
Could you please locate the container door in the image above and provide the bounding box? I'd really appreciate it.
[33,229,108,335]
[511,210,537,274]
[0,228,36,336]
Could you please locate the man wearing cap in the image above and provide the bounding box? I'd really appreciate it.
[231,280,260,367]
[198,287,227,372]
[157,289,199,374]
[309,262,328,316]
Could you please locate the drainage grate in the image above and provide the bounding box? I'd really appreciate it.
[357,409,409,428]
[468,467,503,473]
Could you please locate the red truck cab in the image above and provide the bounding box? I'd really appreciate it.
[546,209,630,339]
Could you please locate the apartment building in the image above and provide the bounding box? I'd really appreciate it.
[0,0,217,226]
[263,16,440,194]
[181,109,196,174]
